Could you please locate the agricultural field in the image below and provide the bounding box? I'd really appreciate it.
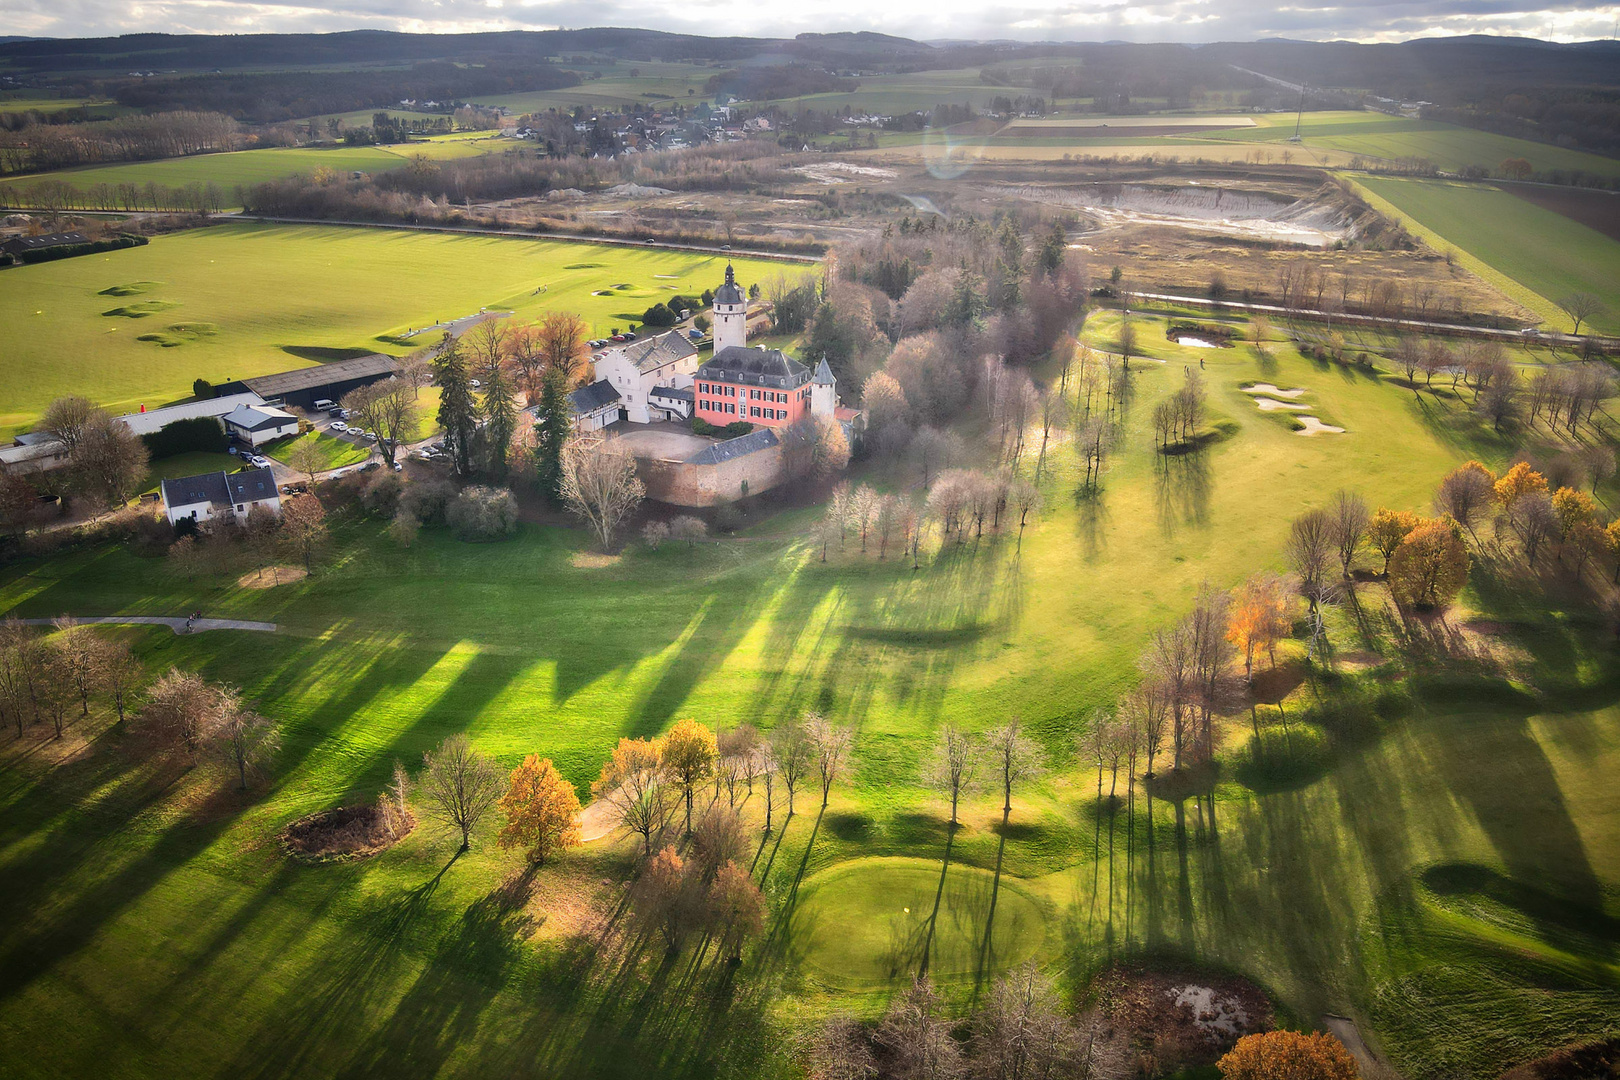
[1354,175,1620,334]
[2,310,1617,1078]
[0,222,808,437]
[1195,110,1620,179]
[0,136,507,206]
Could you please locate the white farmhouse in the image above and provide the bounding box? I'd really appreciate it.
[590,331,699,424]
[222,403,299,447]
[160,468,281,527]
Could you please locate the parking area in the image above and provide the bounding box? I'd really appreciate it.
[600,420,716,461]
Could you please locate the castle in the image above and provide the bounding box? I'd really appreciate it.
[571,264,849,433]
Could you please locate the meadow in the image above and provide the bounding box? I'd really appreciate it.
[0,222,807,437]
[1354,175,1620,334]
[1196,110,1620,179]
[1,309,1616,1077]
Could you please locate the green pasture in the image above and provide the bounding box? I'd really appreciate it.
[1354,175,1620,334]
[0,145,414,201]
[4,309,1618,1076]
[0,221,807,436]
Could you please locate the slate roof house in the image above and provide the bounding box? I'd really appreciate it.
[590,331,700,424]
[160,467,281,526]
[569,380,623,432]
[222,404,300,447]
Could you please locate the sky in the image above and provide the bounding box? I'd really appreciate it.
[4,0,1620,44]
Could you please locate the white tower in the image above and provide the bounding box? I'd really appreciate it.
[712,264,747,353]
[811,357,838,417]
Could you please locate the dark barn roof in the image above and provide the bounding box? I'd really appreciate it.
[685,427,778,466]
[160,470,231,509]
[570,379,623,414]
[1,231,88,255]
[699,347,810,390]
[238,354,398,399]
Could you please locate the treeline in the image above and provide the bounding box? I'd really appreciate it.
[0,110,241,176]
[0,618,278,789]
[703,64,856,101]
[112,61,579,124]
[241,141,789,224]
[4,175,231,212]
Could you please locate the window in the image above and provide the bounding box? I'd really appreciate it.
[750,407,759,418]
[237,504,245,512]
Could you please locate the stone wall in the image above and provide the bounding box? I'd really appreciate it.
[633,444,786,507]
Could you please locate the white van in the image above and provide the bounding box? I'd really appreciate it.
[313,398,338,413]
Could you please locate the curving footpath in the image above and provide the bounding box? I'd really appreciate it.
[16,616,276,634]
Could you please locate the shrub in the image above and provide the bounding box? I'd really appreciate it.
[692,417,753,438]
[642,520,671,551]
[361,473,403,517]
[448,485,519,541]
[398,479,455,525]
[141,416,227,459]
[641,303,677,327]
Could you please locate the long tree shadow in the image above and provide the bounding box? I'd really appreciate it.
[972,809,1010,995]
[918,825,958,979]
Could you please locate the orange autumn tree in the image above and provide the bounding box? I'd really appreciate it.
[1218,1030,1358,1080]
[1367,508,1419,575]
[1493,461,1548,513]
[1227,571,1295,681]
[497,755,582,866]
[1388,517,1470,610]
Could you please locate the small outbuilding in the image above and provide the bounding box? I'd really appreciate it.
[222,404,299,447]
[570,379,623,432]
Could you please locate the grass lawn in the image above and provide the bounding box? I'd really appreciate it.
[263,431,370,472]
[137,450,242,494]
[4,311,1617,1077]
[0,221,810,438]
[1353,175,1620,334]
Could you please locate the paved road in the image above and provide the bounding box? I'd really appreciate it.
[16,616,276,634]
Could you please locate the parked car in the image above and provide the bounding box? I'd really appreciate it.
[622,331,637,340]
[280,482,308,495]
[363,431,378,441]
[227,446,239,455]
[610,333,626,342]
[330,421,348,433]
[333,408,350,420]
[360,462,382,473]
[469,379,482,389]
[250,455,271,468]
[391,462,404,472]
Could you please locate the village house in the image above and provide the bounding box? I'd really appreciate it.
[160,467,280,527]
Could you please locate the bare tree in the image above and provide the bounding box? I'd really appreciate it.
[875,976,963,1080]
[809,1016,877,1080]
[968,964,1079,1080]
[51,616,98,716]
[141,667,221,755]
[560,439,645,552]
[287,438,326,488]
[804,712,855,808]
[421,734,506,850]
[397,353,433,400]
[984,720,1042,817]
[342,381,419,466]
[95,636,143,723]
[211,686,281,789]
[1327,490,1369,579]
[1287,507,1337,612]
[929,724,979,827]
[1558,292,1605,336]
[771,721,815,817]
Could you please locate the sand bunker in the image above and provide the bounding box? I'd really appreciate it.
[1296,416,1345,436]
[1254,398,1309,412]
[570,552,622,569]
[237,566,307,589]
[1241,383,1306,398]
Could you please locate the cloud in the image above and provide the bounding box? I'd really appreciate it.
[2,0,1618,43]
